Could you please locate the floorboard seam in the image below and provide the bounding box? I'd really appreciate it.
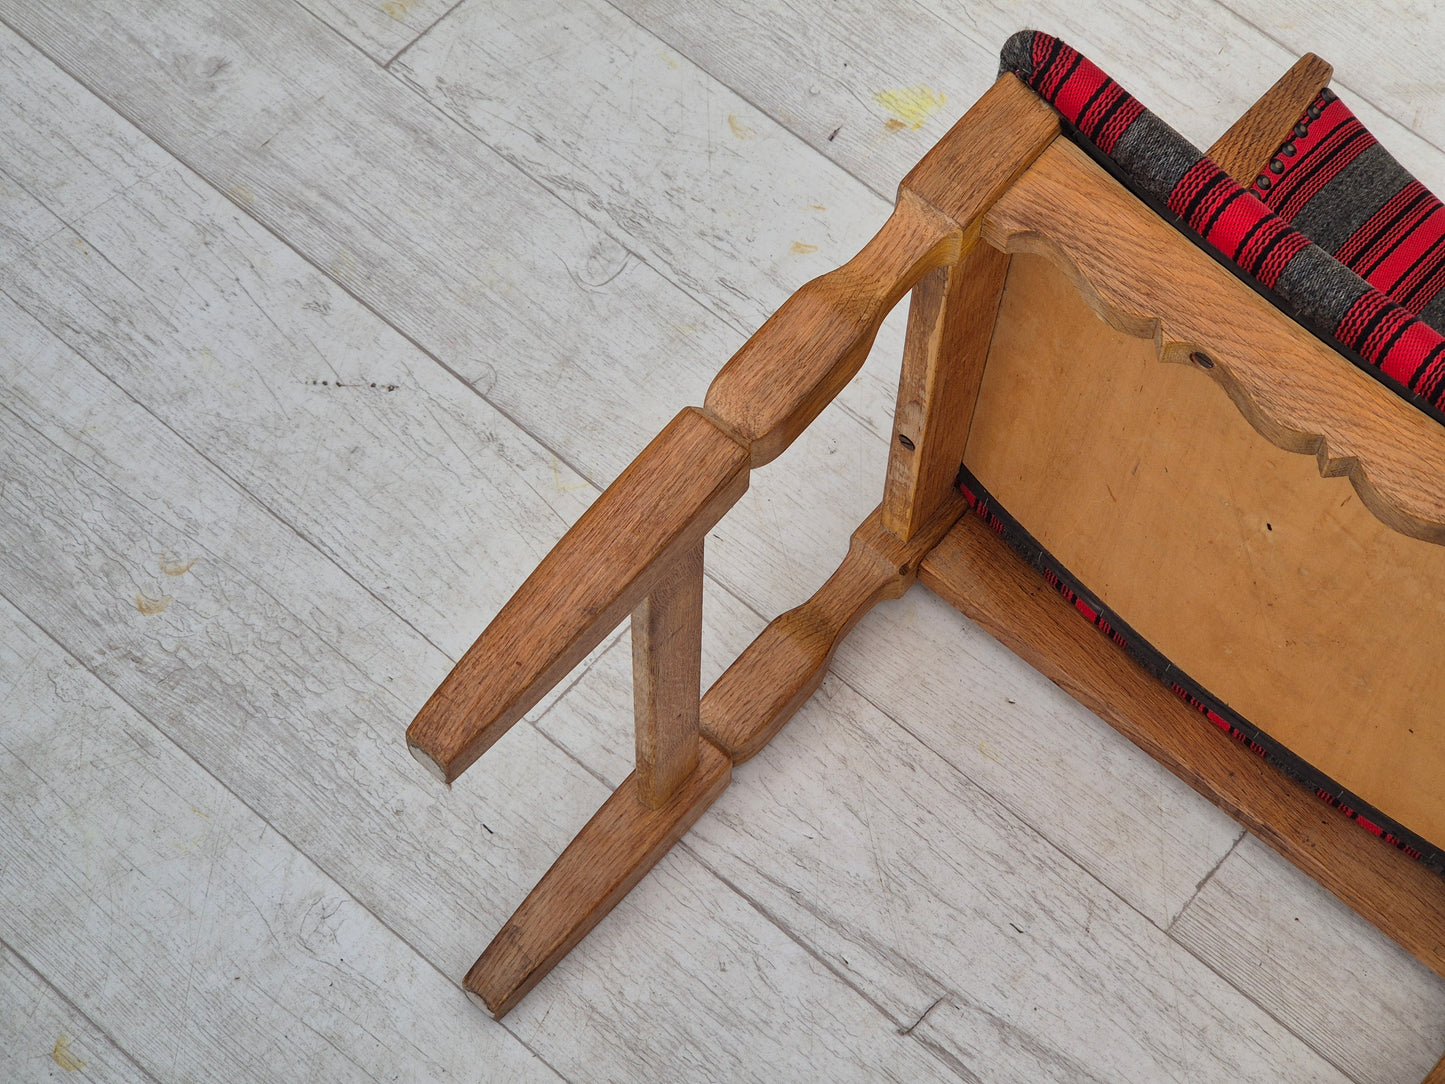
[0,575,569,1084]
[0,935,165,1084]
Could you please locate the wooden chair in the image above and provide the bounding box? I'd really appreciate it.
[404,31,1445,1062]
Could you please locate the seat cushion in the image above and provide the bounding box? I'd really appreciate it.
[1000,30,1445,418]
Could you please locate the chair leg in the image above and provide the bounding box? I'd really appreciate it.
[633,541,704,808]
[465,738,731,1017]
[467,495,965,1017]
[702,493,967,762]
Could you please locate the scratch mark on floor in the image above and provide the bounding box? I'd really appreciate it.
[898,995,945,1035]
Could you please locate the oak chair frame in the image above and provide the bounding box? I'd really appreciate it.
[405,53,1445,1065]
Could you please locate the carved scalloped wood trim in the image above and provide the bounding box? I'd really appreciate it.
[982,139,1445,545]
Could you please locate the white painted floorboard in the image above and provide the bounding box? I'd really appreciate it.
[0,0,1442,1080]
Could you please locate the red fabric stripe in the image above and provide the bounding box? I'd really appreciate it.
[1263,99,1377,221]
[1334,181,1431,268]
[1377,318,1444,386]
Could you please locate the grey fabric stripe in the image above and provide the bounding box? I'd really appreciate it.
[1111,110,1201,203]
[1275,244,1372,331]
[1290,143,1413,254]
[1419,286,1445,331]
[999,29,1036,78]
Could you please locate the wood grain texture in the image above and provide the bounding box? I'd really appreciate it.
[704,189,961,466]
[703,75,1056,468]
[633,541,704,807]
[967,251,1445,852]
[612,0,1345,201]
[408,407,748,783]
[293,0,455,64]
[983,137,1445,542]
[1171,835,1445,1084]
[0,240,946,1084]
[1427,1052,1445,1084]
[920,511,1445,986]
[1205,52,1332,184]
[701,492,966,762]
[6,0,1444,1075]
[466,738,732,1018]
[540,622,1351,1081]
[898,75,1060,226]
[882,241,1011,540]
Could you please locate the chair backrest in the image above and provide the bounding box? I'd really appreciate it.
[960,32,1445,869]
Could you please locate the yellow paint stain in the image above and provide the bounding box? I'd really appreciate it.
[810,204,827,212]
[790,241,818,255]
[656,49,679,70]
[159,553,199,577]
[977,740,1001,762]
[874,85,946,130]
[135,591,173,616]
[727,113,755,140]
[884,118,908,132]
[52,1035,87,1071]
[381,0,414,19]
[227,182,255,206]
[550,456,590,494]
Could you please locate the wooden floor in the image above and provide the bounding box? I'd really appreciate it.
[1,2,1442,1080]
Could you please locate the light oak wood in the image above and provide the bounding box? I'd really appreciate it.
[966,250,1445,852]
[633,541,704,807]
[983,138,1445,543]
[701,492,967,762]
[703,188,961,466]
[408,407,748,783]
[882,241,1011,541]
[1206,52,1332,183]
[1426,1052,1445,1084]
[920,511,1445,987]
[466,737,732,1018]
[703,75,1058,467]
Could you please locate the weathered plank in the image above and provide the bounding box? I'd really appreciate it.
[389,0,905,438]
[0,1,1255,935]
[293,0,455,65]
[0,598,556,1083]
[0,943,154,1084]
[0,0,895,634]
[0,291,954,1081]
[1171,836,1445,1084]
[537,635,1350,1081]
[612,0,1445,209]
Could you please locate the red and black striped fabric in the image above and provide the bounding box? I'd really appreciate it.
[1256,92,1445,325]
[1000,30,1445,415]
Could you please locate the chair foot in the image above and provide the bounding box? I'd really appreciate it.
[464,737,732,1018]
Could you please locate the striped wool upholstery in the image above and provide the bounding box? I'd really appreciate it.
[999,30,1445,416]
[1257,92,1445,327]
